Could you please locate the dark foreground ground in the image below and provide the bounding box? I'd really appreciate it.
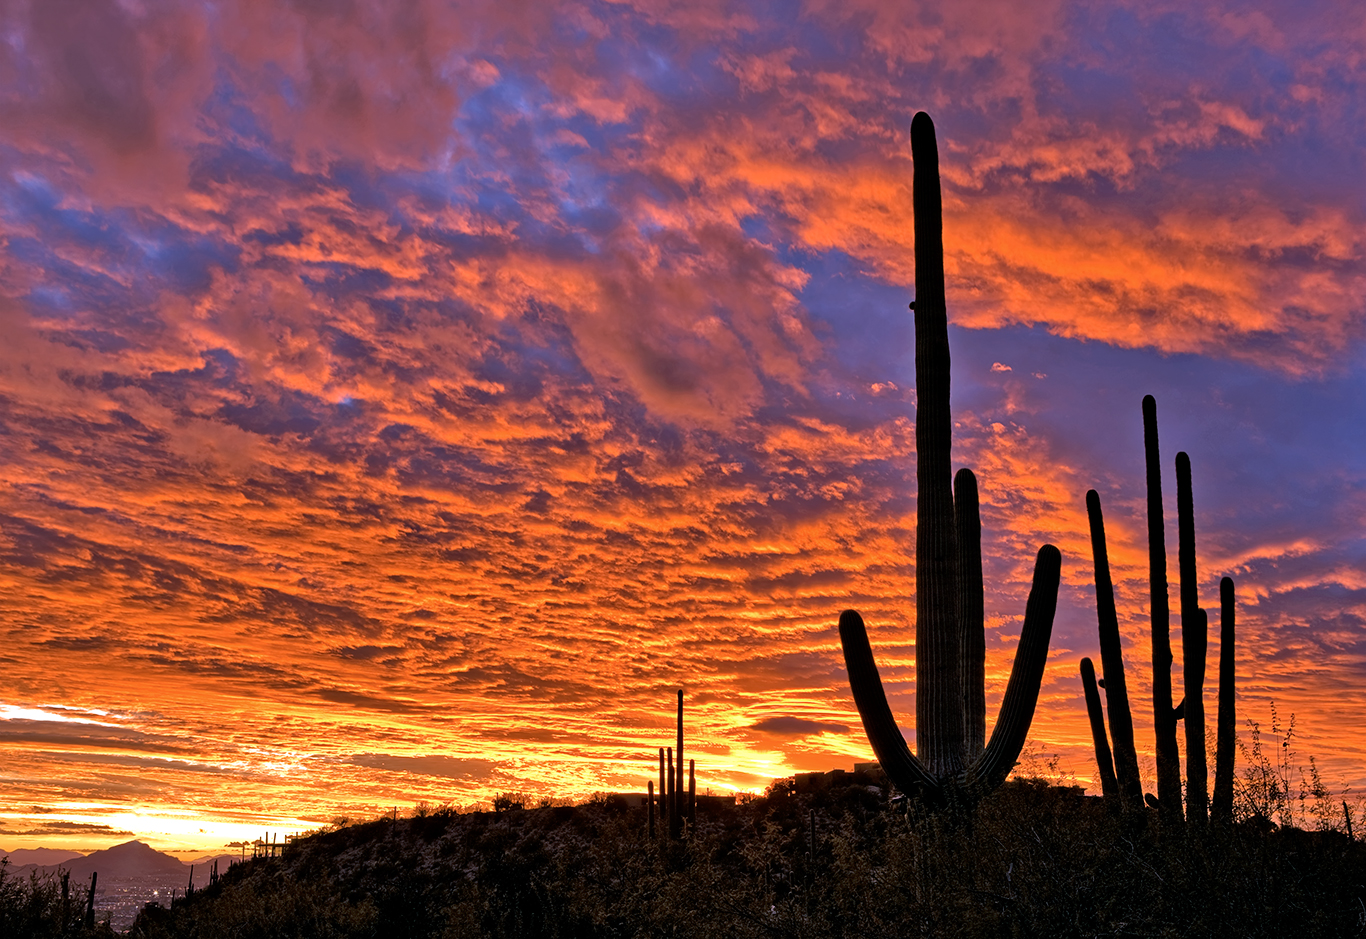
[7,777,1366,938]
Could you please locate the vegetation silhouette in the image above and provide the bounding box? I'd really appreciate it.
[94,769,1366,938]
[648,690,695,841]
[0,861,114,937]
[1081,399,1239,827]
[7,746,1366,938]
[838,110,1061,807]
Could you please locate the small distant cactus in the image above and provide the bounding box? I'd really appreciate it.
[85,871,96,928]
[839,112,1062,805]
[688,759,696,827]
[674,689,684,840]
[1081,397,1238,825]
[648,691,691,839]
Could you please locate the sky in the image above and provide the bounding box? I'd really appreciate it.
[1,0,1364,854]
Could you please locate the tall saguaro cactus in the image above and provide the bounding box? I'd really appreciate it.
[1143,396,1184,825]
[838,112,1062,804]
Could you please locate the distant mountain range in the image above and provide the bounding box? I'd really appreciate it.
[1,846,85,866]
[7,840,189,880]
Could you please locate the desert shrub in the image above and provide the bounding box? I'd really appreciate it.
[1235,705,1298,827]
[491,792,528,813]
[130,867,378,939]
[0,862,113,938]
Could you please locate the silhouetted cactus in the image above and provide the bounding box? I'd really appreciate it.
[839,111,1062,804]
[1080,657,1118,804]
[674,689,684,840]
[666,747,676,836]
[1177,451,1209,825]
[1212,576,1237,824]
[1082,398,1238,827]
[1085,490,1144,812]
[648,691,691,839]
[688,759,695,827]
[85,871,96,928]
[647,779,655,839]
[1143,396,1184,825]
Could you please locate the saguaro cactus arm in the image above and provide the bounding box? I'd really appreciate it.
[1184,608,1209,824]
[967,545,1061,791]
[843,546,1061,799]
[1081,656,1119,803]
[1085,490,1144,811]
[839,609,942,800]
[956,468,986,760]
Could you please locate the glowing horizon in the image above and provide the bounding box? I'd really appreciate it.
[3,0,1365,855]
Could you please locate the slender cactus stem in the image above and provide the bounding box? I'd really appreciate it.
[675,690,684,839]
[1085,490,1144,811]
[688,759,696,829]
[1212,576,1237,824]
[1144,395,1183,824]
[971,546,1060,792]
[1081,657,1118,804]
[1176,451,1208,825]
[956,468,986,759]
[657,747,665,833]
[666,747,676,839]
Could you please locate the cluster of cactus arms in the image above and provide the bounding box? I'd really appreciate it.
[651,690,695,839]
[838,111,1063,805]
[1081,396,1237,824]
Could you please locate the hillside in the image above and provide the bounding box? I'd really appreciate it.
[122,777,1366,939]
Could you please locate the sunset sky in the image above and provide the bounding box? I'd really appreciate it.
[2,0,1364,854]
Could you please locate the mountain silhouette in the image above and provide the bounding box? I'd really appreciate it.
[40,840,186,880]
[1,847,85,866]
